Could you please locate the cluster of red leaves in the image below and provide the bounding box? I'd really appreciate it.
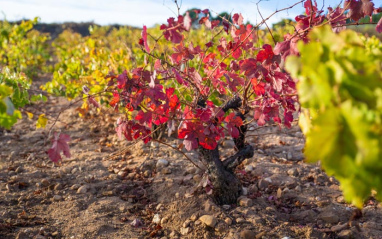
[48,0,382,162]
[275,0,382,60]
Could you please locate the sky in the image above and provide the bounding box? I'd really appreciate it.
[0,0,382,28]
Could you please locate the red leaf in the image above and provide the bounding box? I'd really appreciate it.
[225,112,243,127]
[257,44,274,62]
[199,136,217,150]
[141,25,150,52]
[47,133,71,163]
[110,91,120,108]
[172,68,185,85]
[117,70,128,89]
[232,48,242,59]
[135,110,152,126]
[232,13,244,25]
[251,78,265,95]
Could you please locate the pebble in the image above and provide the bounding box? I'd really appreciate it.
[190,213,199,221]
[294,185,302,192]
[222,205,231,210]
[15,167,23,173]
[54,183,63,190]
[319,211,339,224]
[77,185,88,194]
[156,159,169,168]
[244,165,253,172]
[70,184,80,190]
[199,215,217,227]
[239,197,253,207]
[336,196,345,203]
[161,168,172,175]
[287,152,293,160]
[152,214,161,224]
[242,187,248,196]
[258,179,270,189]
[287,168,299,177]
[240,229,255,239]
[161,216,169,224]
[53,195,62,201]
[183,219,192,228]
[41,179,50,187]
[180,227,191,235]
[248,184,258,194]
[236,218,246,223]
[225,217,232,225]
[222,140,235,148]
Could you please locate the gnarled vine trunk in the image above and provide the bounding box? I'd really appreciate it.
[197,96,254,205]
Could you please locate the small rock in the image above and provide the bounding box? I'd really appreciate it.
[156,203,164,210]
[53,195,62,201]
[336,196,345,203]
[248,184,258,194]
[225,217,232,225]
[180,227,191,235]
[244,165,253,172]
[156,159,169,168]
[77,185,88,194]
[161,168,172,174]
[70,184,80,190]
[190,213,199,221]
[258,179,270,189]
[152,214,161,224]
[199,215,217,227]
[240,229,255,239]
[183,219,192,228]
[41,179,49,187]
[319,211,339,224]
[222,140,235,148]
[287,168,299,177]
[257,149,265,154]
[236,218,246,223]
[54,183,63,190]
[277,188,283,198]
[127,172,136,179]
[169,231,178,238]
[15,167,23,173]
[239,197,253,207]
[294,185,302,192]
[242,187,248,196]
[222,205,231,210]
[204,200,215,212]
[287,152,293,160]
[161,216,169,224]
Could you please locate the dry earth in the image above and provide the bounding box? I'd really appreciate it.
[1,81,382,239]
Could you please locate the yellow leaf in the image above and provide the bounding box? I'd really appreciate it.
[36,114,48,128]
[26,111,33,119]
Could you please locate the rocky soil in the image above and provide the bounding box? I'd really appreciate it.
[1,93,382,239]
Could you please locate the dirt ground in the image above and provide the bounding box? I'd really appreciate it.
[1,77,382,239]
